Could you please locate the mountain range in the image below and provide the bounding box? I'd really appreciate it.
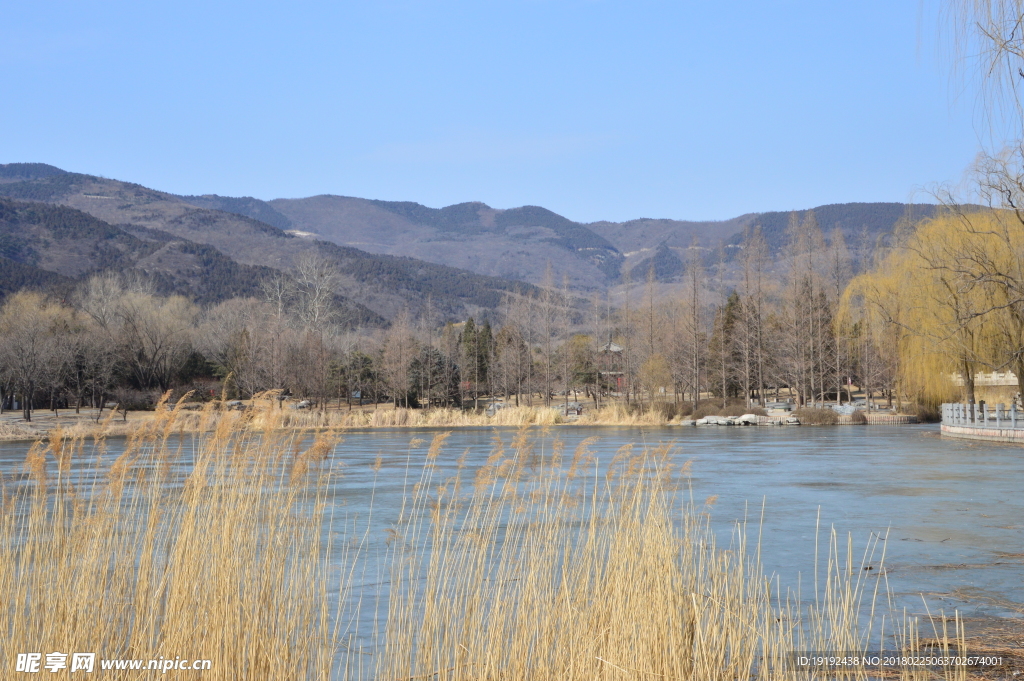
[0,162,943,320]
[181,190,940,285]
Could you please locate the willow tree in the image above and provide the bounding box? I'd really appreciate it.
[931,208,1024,397]
[932,0,1024,400]
[948,0,1024,123]
[842,212,1006,405]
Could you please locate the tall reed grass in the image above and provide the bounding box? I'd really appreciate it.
[1,398,967,679]
[0,401,698,443]
[289,403,675,429]
[0,396,343,680]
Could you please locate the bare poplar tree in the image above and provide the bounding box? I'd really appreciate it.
[827,228,853,403]
[294,252,338,331]
[382,310,417,408]
[739,226,770,406]
[540,263,557,407]
[682,239,706,409]
[501,291,534,406]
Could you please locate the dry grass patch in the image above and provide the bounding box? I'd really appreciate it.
[793,407,840,425]
[0,421,37,440]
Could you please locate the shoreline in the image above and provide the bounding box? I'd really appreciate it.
[0,404,929,443]
[941,422,1024,444]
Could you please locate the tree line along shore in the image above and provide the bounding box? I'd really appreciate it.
[5,203,1021,432]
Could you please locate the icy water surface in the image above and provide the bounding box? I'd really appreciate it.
[310,424,1024,621]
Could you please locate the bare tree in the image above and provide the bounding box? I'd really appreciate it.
[682,239,706,409]
[501,291,535,406]
[117,293,198,392]
[294,252,338,331]
[382,310,417,408]
[827,228,853,403]
[738,226,770,405]
[197,298,284,398]
[261,272,295,321]
[0,292,66,421]
[540,263,558,407]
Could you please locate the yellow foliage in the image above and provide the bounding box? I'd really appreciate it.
[843,209,1024,403]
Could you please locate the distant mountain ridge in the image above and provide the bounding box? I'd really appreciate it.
[266,195,942,285]
[723,202,940,249]
[175,193,294,231]
[0,162,947,300]
[264,195,625,286]
[0,164,543,320]
[0,196,385,325]
[0,162,67,183]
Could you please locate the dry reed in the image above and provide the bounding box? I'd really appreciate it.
[0,395,344,680]
[215,400,687,430]
[0,422,37,439]
[792,407,841,425]
[0,401,691,443]
[0,400,969,680]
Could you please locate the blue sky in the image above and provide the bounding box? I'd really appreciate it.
[0,0,988,222]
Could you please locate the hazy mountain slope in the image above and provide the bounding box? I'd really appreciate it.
[0,197,385,323]
[270,196,943,287]
[269,196,624,287]
[587,215,757,280]
[587,214,757,254]
[0,165,540,319]
[601,203,946,282]
[0,163,68,183]
[0,197,156,276]
[0,163,949,299]
[176,193,294,231]
[267,195,436,247]
[0,170,302,271]
[715,202,945,277]
[727,202,941,250]
[0,257,71,300]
